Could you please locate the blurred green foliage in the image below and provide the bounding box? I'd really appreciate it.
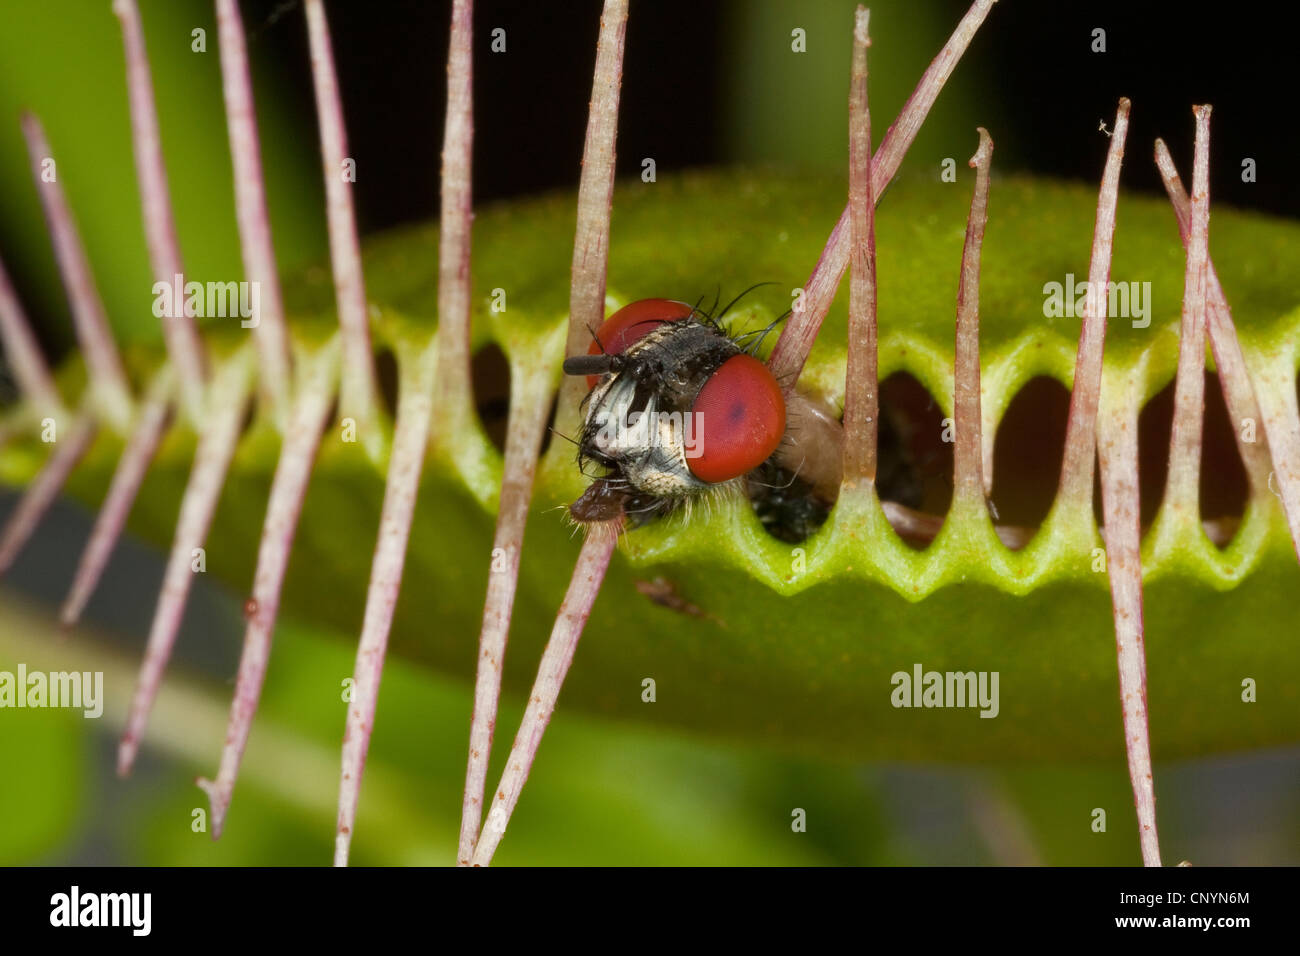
[721,0,998,172]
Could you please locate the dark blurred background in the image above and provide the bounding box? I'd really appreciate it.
[249,0,1299,224]
[8,0,1297,366]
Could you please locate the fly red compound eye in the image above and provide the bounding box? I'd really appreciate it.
[687,353,786,483]
[584,298,695,388]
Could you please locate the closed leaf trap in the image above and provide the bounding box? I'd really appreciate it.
[0,0,1298,867]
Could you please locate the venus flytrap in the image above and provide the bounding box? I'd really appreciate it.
[117,351,254,777]
[1039,95,1164,864]
[454,321,555,863]
[114,0,209,420]
[767,0,998,387]
[19,113,133,433]
[841,6,879,495]
[335,337,438,867]
[0,255,60,413]
[470,519,622,867]
[0,409,96,575]
[337,0,476,869]
[463,0,629,866]
[216,0,293,426]
[44,108,184,624]
[938,125,1004,585]
[31,0,233,663]
[304,0,382,463]
[60,367,174,626]
[950,127,992,523]
[1097,355,1158,864]
[556,0,630,436]
[198,339,340,837]
[1059,99,1131,528]
[1153,140,1300,563]
[1147,109,1213,562]
[471,3,1008,863]
[0,0,1297,869]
